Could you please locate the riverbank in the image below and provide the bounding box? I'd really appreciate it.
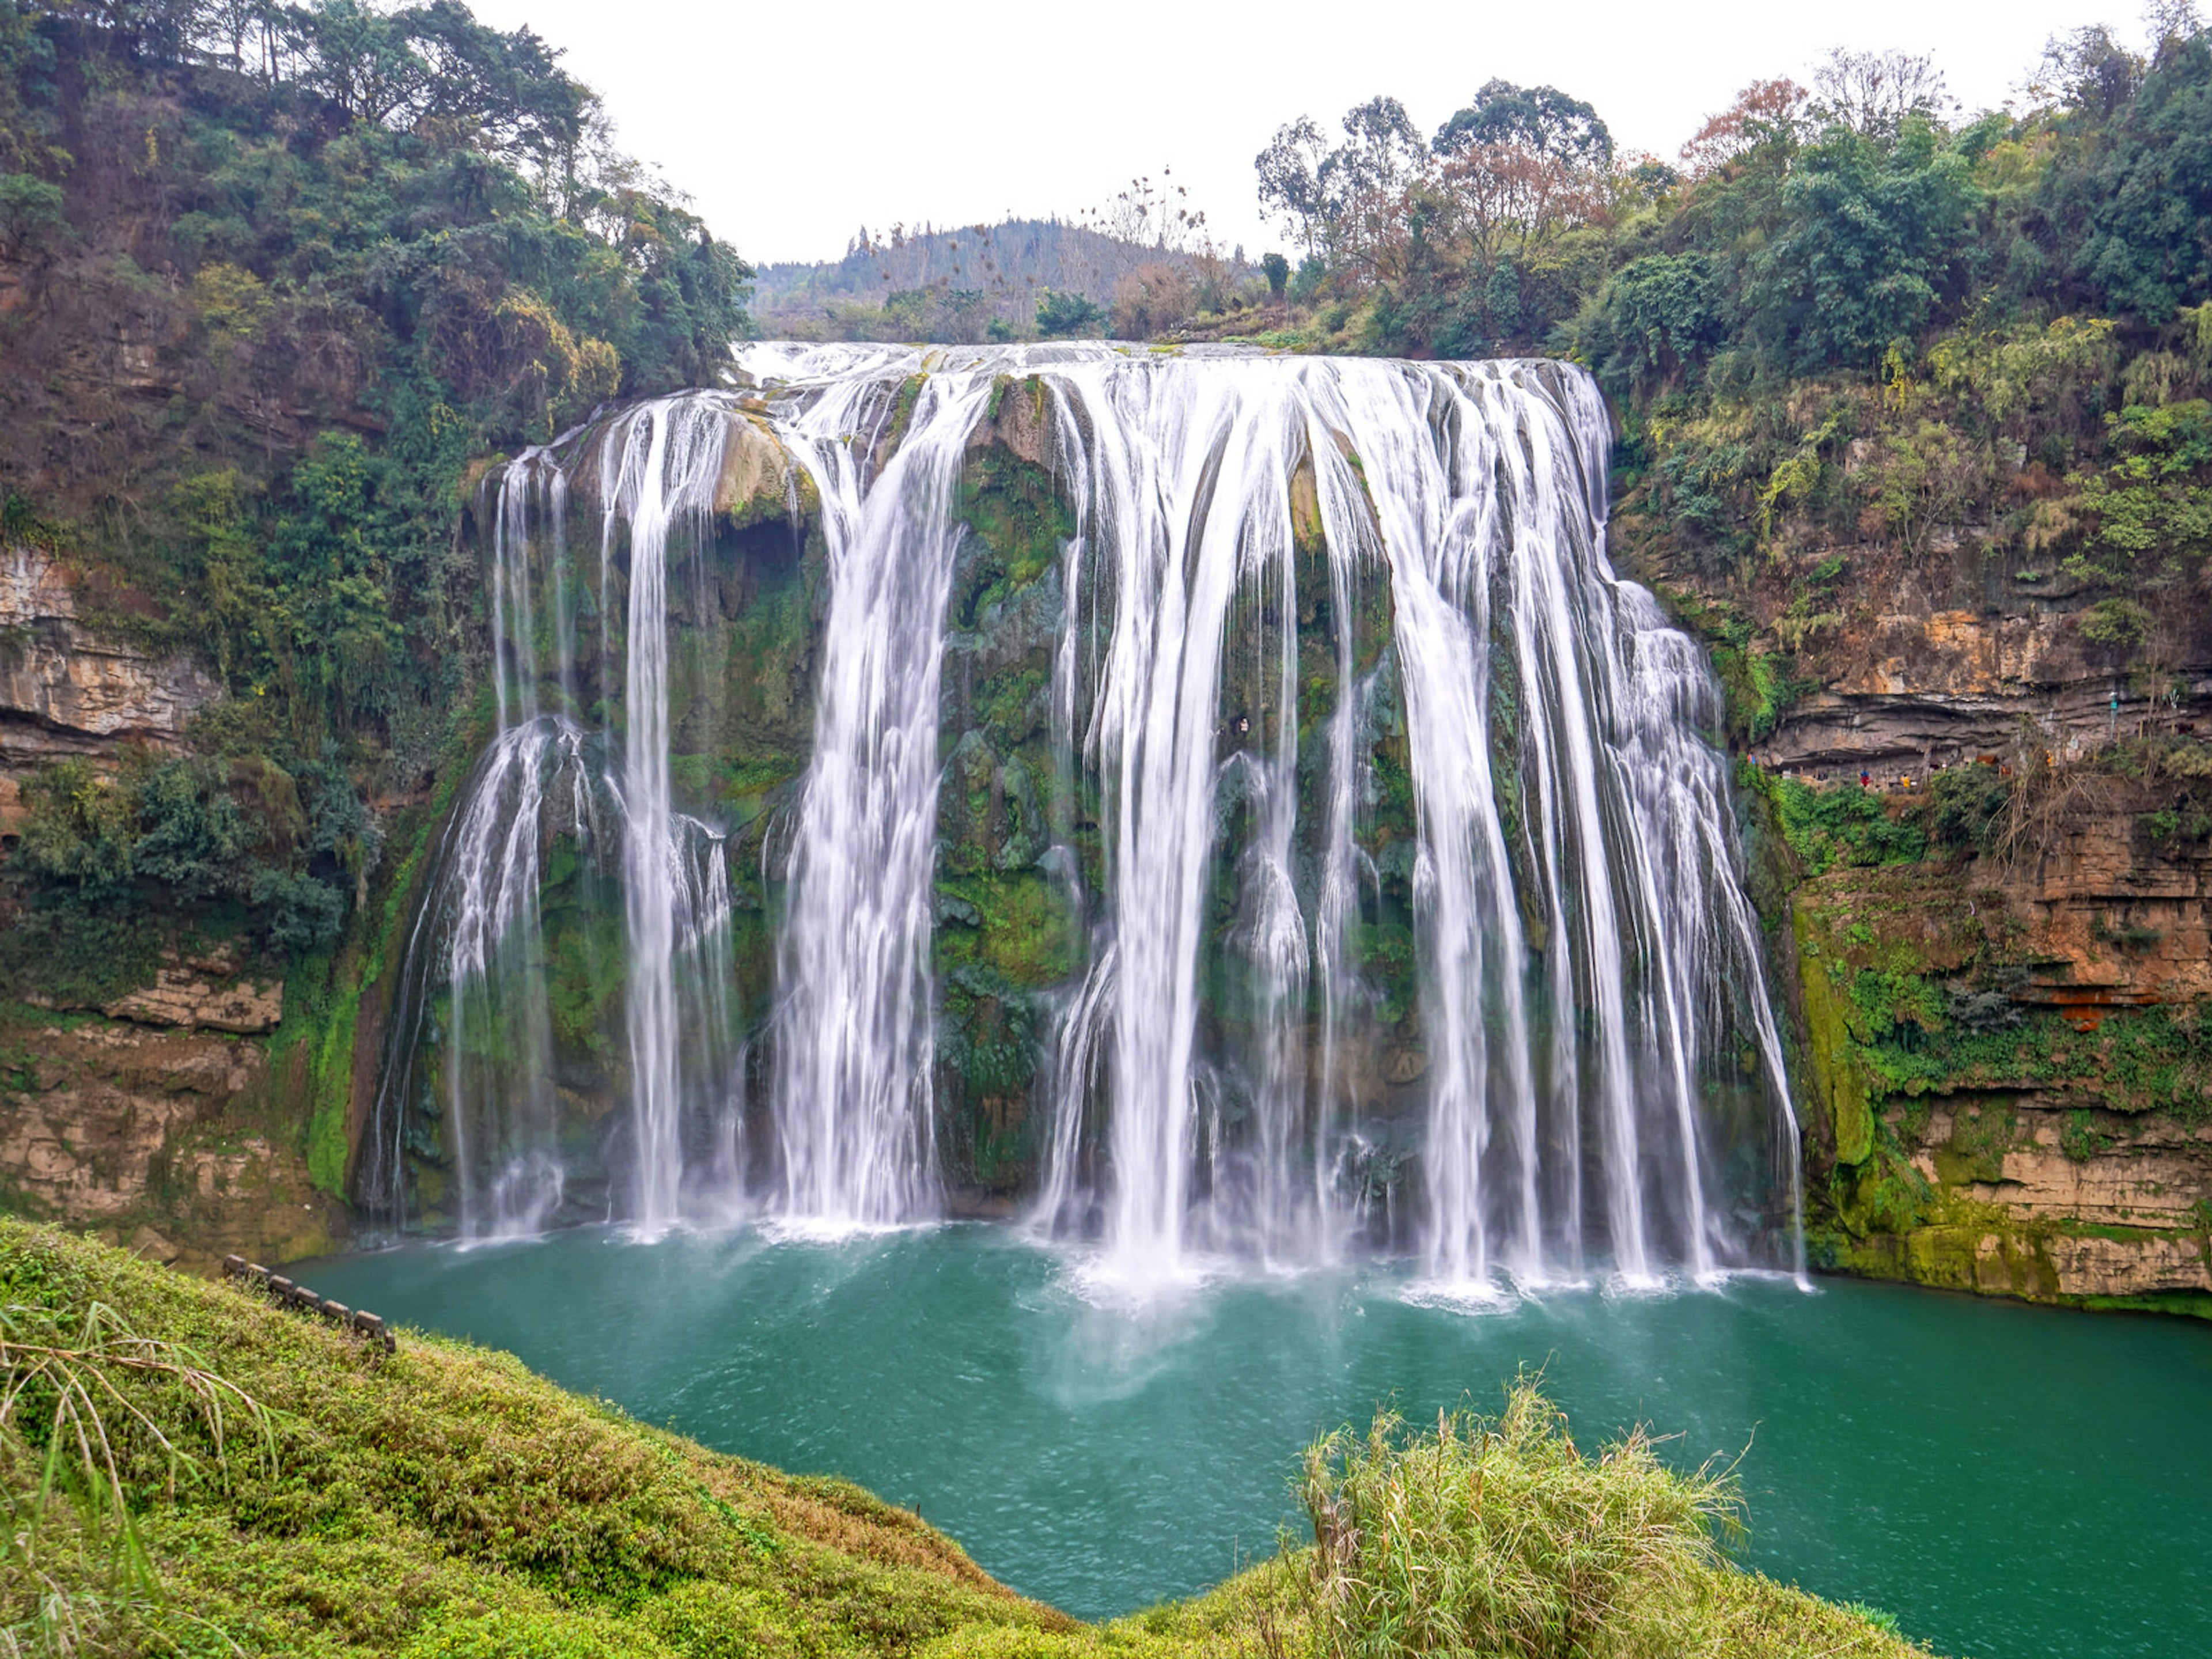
[0,1221,1919,1657]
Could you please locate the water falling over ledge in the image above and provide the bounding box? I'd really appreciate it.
[364,344,1804,1290]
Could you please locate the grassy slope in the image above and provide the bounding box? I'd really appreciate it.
[0,1223,1927,1657]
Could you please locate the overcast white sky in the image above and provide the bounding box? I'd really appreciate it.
[469,0,2157,265]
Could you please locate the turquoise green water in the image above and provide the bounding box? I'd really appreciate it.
[307,1226,2212,1657]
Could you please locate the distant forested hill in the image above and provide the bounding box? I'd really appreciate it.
[753,214,1257,342]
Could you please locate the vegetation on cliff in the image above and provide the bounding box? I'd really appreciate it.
[1241,26,2212,661]
[1766,747,2212,1313]
[0,1222,1921,1657]
[0,0,747,999]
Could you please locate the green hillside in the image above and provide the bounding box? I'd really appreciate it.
[0,1222,1920,1657]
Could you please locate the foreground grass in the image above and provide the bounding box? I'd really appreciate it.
[0,1224,1929,1657]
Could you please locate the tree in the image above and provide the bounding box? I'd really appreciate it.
[1081,168,1206,255]
[1429,127,1612,264]
[1433,79,1612,166]
[1745,117,1980,371]
[1593,252,1722,383]
[1316,97,1428,279]
[2061,29,2212,318]
[1678,79,1809,180]
[0,170,65,251]
[1806,47,1954,138]
[1035,288,1104,338]
[1423,82,1618,268]
[2031,25,2143,121]
[1256,115,1332,256]
[1250,81,1620,351]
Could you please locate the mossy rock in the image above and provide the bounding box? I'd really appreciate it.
[1794,903,1873,1166]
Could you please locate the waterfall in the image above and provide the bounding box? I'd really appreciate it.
[744,350,998,1226]
[370,344,1800,1287]
[366,399,743,1236]
[430,715,590,1237]
[995,350,1792,1286]
[595,399,731,1234]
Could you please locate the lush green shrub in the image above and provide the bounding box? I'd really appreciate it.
[2053,31,2212,320]
[1744,119,1980,374]
[1772,782,1928,874]
[1033,290,1104,338]
[1297,1380,1742,1659]
[3,747,365,986]
[0,169,63,249]
[1596,253,1724,385]
[1926,765,2013,851]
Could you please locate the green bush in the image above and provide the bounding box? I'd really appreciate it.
[1033,290,1105,339]
[1748,119,1980,374]
[14,760,138,893]
[1297,1380,1741,1659]
[0,169,63,250]
[1596,253,1722,385]
[1772,782,1928,874]
[2054,31,2212,320]
[2059,1109,2112,1164]
[1926,766,2012,851]
[3,751,361,986]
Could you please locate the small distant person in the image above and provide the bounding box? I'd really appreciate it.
[1859,769,1871,789]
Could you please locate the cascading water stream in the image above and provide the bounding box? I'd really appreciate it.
[595,398,732,1234]
[995,350,1794,1286]
[367,399,743,1237]
[744,350,999,1226]
[434,716,587,1237]
[372,343,1801,1288]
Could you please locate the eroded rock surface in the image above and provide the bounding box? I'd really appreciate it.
[1747,606,2204,776]
[0,544,221,832]
[0,546,220,746]
[0,1016,341,1272]
[1793,836,2212,1306]
[104,965,283,1034]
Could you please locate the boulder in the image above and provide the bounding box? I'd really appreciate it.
[714,414,791,524]
[128,1225,181,1265]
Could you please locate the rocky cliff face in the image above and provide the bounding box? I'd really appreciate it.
[1756,601,2211,779]
[0,543,334,1268]
[1618,475,2212,1315]
[1628,514,2212,783]
[1789,842,2212,1307]
[0,544,221,831]
[0,1012,342,1275]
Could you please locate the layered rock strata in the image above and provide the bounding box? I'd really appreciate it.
[0,543,220,832]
